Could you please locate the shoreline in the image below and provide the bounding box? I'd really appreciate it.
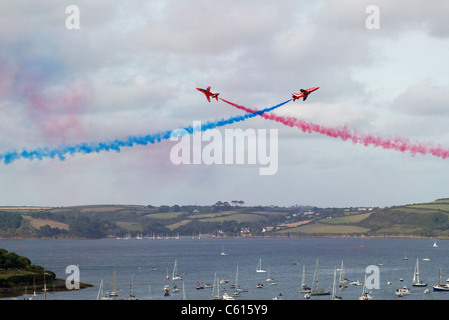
[0,234,446,241]
[0,278,93,299]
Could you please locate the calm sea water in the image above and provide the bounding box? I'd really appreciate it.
[1,237,448,300]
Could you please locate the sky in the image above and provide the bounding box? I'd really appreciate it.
[0,1,449,208]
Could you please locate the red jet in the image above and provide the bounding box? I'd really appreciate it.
[292,87,319,101]
[196,86,220,102]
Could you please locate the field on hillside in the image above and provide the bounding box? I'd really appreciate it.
[3,199,449,239]
[277,222,371,235]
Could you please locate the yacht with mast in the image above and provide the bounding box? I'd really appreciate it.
[212,272,221,300]
[359,275,374,300]
[299,264,311,293]
[172,259,182,281]
[310,258,330,296]
[433,268,449,291]
[232,264,242,297]
[412,258,427,287]
[338,261,348,288]
[331,267,342,300]
[256,259,267,273]
[106,269,119,298]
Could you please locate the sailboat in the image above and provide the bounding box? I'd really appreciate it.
[331,267,342,300]
[220,245,228,256]
[98,278,117,300]
[106,269,119,298]
[232,264,242,296]
[222,292,234,300]
[173,282,181,293]
[359,275,374,300]
[212,272,221,300]
[403,251,409,260]
[266,267,275,283]
[433,241,438,248]
[256,259,267,273]
[433,268,449,291]
[128,275,137,300]
[172,259,182,281]
[338,261,348,288]
[310,258,330,296]
[412,258,427,287]
[97,279,108,300]
[299,264,311,293]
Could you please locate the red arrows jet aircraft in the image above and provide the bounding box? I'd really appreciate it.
[292,87,319,101]
[196,86,220,102]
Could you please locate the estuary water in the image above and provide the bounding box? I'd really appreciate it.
[1,237,448,300]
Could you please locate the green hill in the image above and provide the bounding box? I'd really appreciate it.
[0,203,292,239]
[2,199,449,239]
[274,198,449,238]
[358,198,449,237]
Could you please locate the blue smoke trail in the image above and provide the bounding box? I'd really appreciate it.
[0,99,291,164]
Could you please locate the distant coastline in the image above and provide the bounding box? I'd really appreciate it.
[0,234,440,241]
[1,198,449,240]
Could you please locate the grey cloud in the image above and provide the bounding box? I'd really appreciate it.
[393,80,449,116]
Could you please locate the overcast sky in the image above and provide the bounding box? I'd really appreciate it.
[0,1,449,208]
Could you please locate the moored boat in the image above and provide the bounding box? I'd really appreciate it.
[331,267,342,300]
[220,245,228,256]
[172,259,182,281]
[223,292,234,300]
[196,281,204,290]
[256,259,267,273]
[395,287,410,296]
[433,268,449,291]
[412,258,427,287]
[359,275,374,300]
[310,258,330,296]
[299,264,311,293]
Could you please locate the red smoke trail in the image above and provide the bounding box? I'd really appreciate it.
[219,98,449,159]
[21,82,92,143]
[1,52,93,144]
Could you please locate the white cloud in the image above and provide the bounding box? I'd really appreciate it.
[393,80,449,116]
[0,1,448,207]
